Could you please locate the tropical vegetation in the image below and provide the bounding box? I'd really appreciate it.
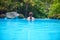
[0,0,60,19]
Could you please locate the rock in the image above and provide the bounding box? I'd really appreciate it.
[6,12,19,18]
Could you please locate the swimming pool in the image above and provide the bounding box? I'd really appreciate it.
[0,19,60,40]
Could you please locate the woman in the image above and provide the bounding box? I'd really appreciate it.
[27,12,34,20]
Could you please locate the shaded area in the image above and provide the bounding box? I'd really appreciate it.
[0,0,60,19]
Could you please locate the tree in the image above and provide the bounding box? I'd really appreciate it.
[48,0,60,19]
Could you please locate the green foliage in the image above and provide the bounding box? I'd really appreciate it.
[48,0,60,19]
[0,0,60,19]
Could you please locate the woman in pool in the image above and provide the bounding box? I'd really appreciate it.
[27,12,34,20]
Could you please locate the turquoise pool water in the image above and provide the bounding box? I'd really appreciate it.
[0,19,60,40]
